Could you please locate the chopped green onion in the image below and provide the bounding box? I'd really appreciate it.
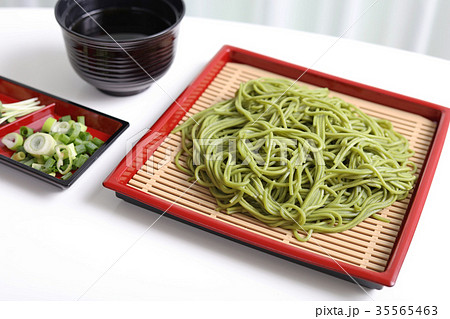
[92,137,104,147]
[77,116,85,125]
[31,163,44,171]
[50,132,60,140]
[66,143,77,160]
[36,156,45,164]
[61,172,73,180]
[23,133,56,157]
[84,141,98,155]
[42,117,57,133]
[23,158,36,166]
[75,143,87,154]
[79,123,87,132]
[67,122,81,142]
[44,157,56,169]
[2,113,103,179]
[73,154,89,168]
[55,144,73,175]
[2,132,24,151]
[15,145,26,153]
[57,133,70,144]
[52,121,71,134]
[79,131,92,141]
[11,151,26,161]
[59,115,71,122]
[59,163,69,172]
[20,126,34,137]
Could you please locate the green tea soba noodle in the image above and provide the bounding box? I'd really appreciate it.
[173,78,416,241]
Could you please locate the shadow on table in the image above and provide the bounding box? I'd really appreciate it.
[0,161,58,196]
[85,183,374,301]
[152,210,374,300]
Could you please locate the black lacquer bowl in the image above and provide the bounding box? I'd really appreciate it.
[55,0,185,96]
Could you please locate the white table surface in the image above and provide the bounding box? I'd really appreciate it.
[0,8,449,304]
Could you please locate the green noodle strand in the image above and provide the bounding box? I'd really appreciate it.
[172,78,416,242]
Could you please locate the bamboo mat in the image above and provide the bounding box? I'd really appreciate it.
[128,62,436,272]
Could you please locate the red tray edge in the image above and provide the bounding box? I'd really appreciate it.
[103,45,450,287]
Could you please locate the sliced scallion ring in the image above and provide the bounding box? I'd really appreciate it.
[1,132,23,151]
[67,122,81,142]
[20,126,34,137]
[55,144,74,175]
[11,151,26,161]
[42,117,57,133]
[23,133,56,157]
[51,121,71,134]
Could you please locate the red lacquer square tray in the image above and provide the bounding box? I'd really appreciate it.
[103,45,449,288]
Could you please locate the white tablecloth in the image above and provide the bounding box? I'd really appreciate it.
[0,8,449,303]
